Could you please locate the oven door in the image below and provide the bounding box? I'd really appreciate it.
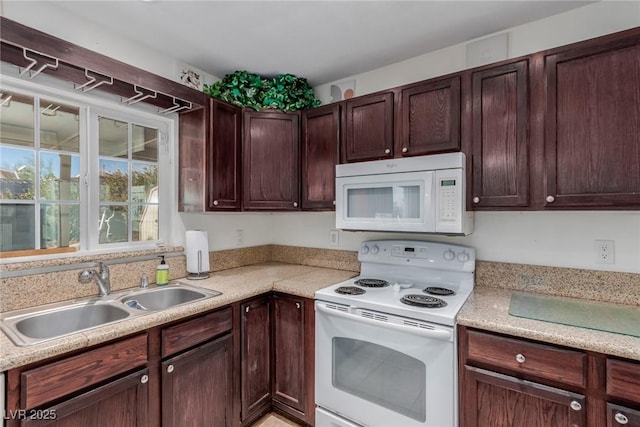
[315,301,456,427]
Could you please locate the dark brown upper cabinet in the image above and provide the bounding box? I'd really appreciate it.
[398,75,461,156]
[301,104,340,210]
[543,30,640,208]
[207,99,242,211]
[178,107,208,212]
[242,111,300,210]
[342,92,394,162]
[471,60,529,209]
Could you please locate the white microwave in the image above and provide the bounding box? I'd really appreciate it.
[335,152,473,235]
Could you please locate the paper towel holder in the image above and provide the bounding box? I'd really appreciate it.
[187,249,210,280]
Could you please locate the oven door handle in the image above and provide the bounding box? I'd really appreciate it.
[316,304,452,341]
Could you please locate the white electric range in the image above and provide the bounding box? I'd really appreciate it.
[315,239,476,427]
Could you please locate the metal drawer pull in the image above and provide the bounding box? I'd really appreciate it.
[570,401,582,411]
[515,353,526,363]
[296,302,301,309]
[167,364,174,373]
[546,195,555,203]
[140,375,149,384]
[402,147,408,153]
[245,306,249,313]
[473,197,480,204]
[293,202,298,207]
[213,200,219,206]
[384,148,391,154]
[614,412,629,424]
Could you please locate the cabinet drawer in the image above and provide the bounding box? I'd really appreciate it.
[607,403,640,427]
[466,330,586,388]
[607,358,640,402]
[21,334,148,409]
[162,307,232,357]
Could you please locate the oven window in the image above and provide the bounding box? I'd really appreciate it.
[332,337,426,422]
[347,185,420,220]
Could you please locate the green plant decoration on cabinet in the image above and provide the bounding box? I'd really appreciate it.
[204,70,321,112]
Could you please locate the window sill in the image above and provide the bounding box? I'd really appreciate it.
[0,245,184,278]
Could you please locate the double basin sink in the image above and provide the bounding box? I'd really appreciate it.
[0,282,221,346]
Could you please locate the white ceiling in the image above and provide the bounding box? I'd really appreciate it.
[44,1,593,86]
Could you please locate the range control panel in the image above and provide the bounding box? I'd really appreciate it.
[359,240,475,272]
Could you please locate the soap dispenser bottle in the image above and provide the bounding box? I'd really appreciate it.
[156,256,169,286]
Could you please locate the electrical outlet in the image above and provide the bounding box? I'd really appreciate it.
[329,229,339,247]
[595,240,615,264]
[235,229,244,247]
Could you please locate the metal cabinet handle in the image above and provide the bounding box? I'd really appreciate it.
[332,200,336,206]
[245,306,249,313]
[402,147,408,153]
[384,148,391,154]
[140,374,149,384]
[546,195,555,203]
[293,202,298,207]
[570,401,582,411]
[295,302,301,309]
[473,197,480,204]
[614,413,629,425]
[515,353,526,363]
[167,364,174,373]
[213,200,219,206]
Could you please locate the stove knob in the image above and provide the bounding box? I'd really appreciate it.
[361,245,370,255]
[371,245,379,255]
[443,249,456,261]
[457,251,470,263]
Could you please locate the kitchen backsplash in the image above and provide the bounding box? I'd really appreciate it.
[0,245,637,313]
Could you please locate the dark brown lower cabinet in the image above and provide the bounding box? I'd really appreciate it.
[161,334,233,427]
[240,295,272,424]
[462,366,586,427]
[239,293,315,426]
[607,404,640,427]
[20,369,149,427]
[459,326,640,427]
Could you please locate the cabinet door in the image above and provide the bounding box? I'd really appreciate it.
[471,60,529,208]
[178,107,207,212]
[162,334,233,427]
[399,76,460,156]
[544,35,640,208]
[461,366,586,427]
[243,111,300,210]
[272,295,306,414]
[607,404,640,427]
[21,369,148,427]
[342,92,394,162]
[301,104,340,210]
[240,296,272,422]
[207,100,242,211]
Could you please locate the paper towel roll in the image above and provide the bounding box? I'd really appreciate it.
[186,230,210,274]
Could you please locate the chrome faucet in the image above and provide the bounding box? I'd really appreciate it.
[79,262,111,296]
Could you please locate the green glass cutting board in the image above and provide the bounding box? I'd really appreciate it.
[509,293,640,338]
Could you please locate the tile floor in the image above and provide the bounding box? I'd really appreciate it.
[251,412,304,427]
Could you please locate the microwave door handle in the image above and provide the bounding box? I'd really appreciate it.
[316,303,452,341]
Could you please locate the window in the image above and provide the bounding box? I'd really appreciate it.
[0,84,172,258]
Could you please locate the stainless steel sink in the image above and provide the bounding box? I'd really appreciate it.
[0,300,143,346]
[119,282,221,311]
[0,282,221,347]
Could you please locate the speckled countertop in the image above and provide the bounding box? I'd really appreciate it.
[0,262,356,372]
[457,287,640,361]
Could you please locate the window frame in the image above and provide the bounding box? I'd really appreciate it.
[0,76,176,261]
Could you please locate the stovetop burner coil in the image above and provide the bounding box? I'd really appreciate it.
[400,294,448,308]
[335,286,366,295]
[354,278,390,288]
[424,286,456,296]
